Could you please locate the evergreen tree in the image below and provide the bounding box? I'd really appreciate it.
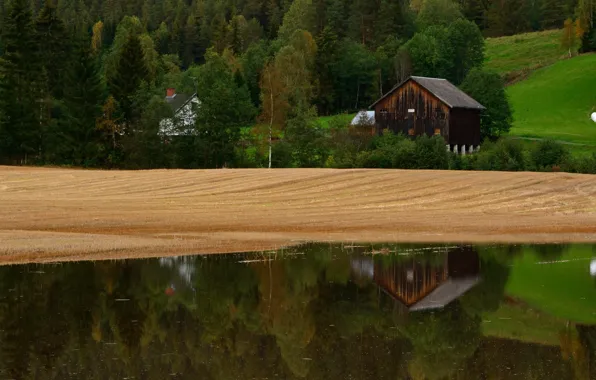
[0,0,41,163]
[240,40,269,107]
[348,0,376,45]
[375,0,413,46]
[314,26,339,115]
[36,0,68,99]
[54,34,105,166]
[458,0,488,31]
[109,34,149,131]
[541,0,568,29]
[486,0,532,36]
[325,0,347,38]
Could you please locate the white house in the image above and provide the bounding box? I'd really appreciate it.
[159,88,200,136]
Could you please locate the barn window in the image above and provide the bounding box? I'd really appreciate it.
[435,109,445,120]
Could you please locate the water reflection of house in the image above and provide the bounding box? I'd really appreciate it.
[351,246,480,312]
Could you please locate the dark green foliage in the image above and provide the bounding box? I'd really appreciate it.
[530,139,569,171]
[314,26,339,115]
[405,26,452,79]
[356,134,448,170]
[36,1,68,99]
[122,95,173,168]
[540,0,568,29]
[475,139,527,171]
[271,140,294,168]
[460,68,513,140]
[327,122,375,168]
[562,153,596,174]
[0,0,41,163]
[332,39,377,111]
[240,41,269,108]
[446,19,485,84]
[109,34,149,128]
[54,33,106,166]
[191,51,256,168]
[486,0,532,36]
[284,106,328,167]
[413,135,449,169]
[416,0,465,30]
[406,19,484,85]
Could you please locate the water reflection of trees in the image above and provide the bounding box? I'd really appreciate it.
[0,244,589,379]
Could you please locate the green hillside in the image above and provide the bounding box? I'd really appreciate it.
[485,29,569,78]
[506,54,596,147]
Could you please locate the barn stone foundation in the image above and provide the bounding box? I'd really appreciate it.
[447,144,480,155]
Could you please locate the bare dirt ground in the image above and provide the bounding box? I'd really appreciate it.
[1,166,596,264]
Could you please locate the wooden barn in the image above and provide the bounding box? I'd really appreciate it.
[370,76,485,154]
[350,246,480,312]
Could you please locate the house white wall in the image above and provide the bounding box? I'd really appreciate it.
[159,96,200,136]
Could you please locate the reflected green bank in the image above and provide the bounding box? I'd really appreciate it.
[0,243,595,379]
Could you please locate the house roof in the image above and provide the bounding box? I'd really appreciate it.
[165,93,197,113]
[370,76,485,110]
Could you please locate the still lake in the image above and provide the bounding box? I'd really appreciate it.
[1,243,596,379]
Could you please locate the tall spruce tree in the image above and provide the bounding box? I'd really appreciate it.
[0,0,41,163]
[109,34,149,131]
[57,33,106,166]
[36,0,69,161]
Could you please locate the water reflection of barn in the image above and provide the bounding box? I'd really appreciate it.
[351,246,480,312]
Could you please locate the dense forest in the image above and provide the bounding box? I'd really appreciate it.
[0,0,594,168]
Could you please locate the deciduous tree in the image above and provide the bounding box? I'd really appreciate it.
[562,18,577,57]
[460,68,513,141]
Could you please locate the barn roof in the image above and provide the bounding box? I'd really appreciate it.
[370,76,485,110]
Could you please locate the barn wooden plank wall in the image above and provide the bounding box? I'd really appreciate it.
[372,79,483,152]
[374,81,450,140]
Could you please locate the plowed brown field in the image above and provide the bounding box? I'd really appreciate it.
[1,166,596,264]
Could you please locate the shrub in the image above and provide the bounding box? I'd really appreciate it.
[271,140,294,168]
[531,139,569,171]
[327,125,375,168]
[356,149,394,168]
[392,139,418,169]
[414,135,449,169]
[562,153,596,174]
[475,139,527,171]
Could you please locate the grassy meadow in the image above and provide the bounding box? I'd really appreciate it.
[506,54,596,149]
[485,28,568,77]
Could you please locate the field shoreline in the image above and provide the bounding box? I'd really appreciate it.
[1,166,596,264]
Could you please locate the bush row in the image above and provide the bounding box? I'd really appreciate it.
[324,130,596,174]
